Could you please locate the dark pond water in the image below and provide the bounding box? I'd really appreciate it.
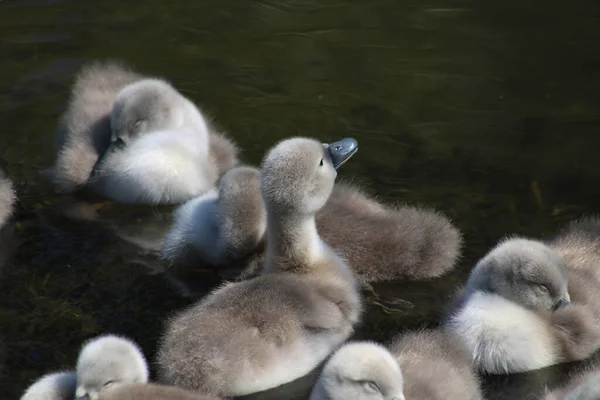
[1,0,600,398]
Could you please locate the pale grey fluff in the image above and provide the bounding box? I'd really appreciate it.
[161,179,461,282]
[161,166,265,268]
[311,330,482,400]
[48,60,238,204]
[157,137,362,397]
[544,367,600,400]
[388,330,483,400]
[310,342,404,400]
[48,60,142,193]
[89,78,229,205]
[445,235,600,374]
[20,371,77,400]
[0,171,15,229]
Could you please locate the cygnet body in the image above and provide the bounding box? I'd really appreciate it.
[157,137,362,397]
[161,162,460,282]
[161,166,266,267]
[310,342,404,400]
[445,237,600,373]
[49,61,238,204]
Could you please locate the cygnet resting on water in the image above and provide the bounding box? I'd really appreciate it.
[21,334,214,400]
[161,142,460,282]
[157,137,363,397]
[48,60,238,204]
[310,330,482,400]
[445,234,600,374]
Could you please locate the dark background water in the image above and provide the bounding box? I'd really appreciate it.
[1,0,600,398]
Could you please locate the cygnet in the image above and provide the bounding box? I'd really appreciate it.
[156,137,362,397]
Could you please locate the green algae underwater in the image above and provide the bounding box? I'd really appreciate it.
[1,0,600,398]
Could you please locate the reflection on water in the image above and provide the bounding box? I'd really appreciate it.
[1,0,600,398]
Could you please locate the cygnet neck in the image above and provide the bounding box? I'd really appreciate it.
[265,208,324,273]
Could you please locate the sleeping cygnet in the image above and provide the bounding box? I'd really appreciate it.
[89,78,227,205]
[20,334,216,400]
[445,238,600,374]
[20,371,77,400]
[48,60,142,193]
[161,166,266,268]
[310,342,405,400]
[49,60,238,204]
[311,330,482,400]
[388,330,483,400]
[156,137,363,397]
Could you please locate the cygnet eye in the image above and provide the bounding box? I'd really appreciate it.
[538,284,549,294]
[102,380,115,388]
[361,380,381,394]
[319,158,324,167]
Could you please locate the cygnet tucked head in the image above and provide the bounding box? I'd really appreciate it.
[261,137,357,216]
[110,79,186,144]
[311,342,405,400]
[75,335,149,400]
[466,238,571,312]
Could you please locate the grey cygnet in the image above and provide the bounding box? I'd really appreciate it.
[156,137,362,397]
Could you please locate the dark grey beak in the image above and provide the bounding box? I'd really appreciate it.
[326,138,358,170]
[554,298,571,310]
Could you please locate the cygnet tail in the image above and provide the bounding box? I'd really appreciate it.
[551,215,600,272]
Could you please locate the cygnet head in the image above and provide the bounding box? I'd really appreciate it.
[110,79,186,144]
[75,335,149,400]
[261,137,357,216]
[466,238,571,312]
[311,342,405,400]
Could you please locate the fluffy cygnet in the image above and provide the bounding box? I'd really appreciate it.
[20,334,213,400]
[157,137,362,397]
[310,342,404,400]
[49,60,238,204]
[99,383,220,400]
[20,371,77,400]
[445,237,600,373]
[311,330,482,400]
[75,335,149,399]
[161,166,266,268]
[161,154,460,282]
